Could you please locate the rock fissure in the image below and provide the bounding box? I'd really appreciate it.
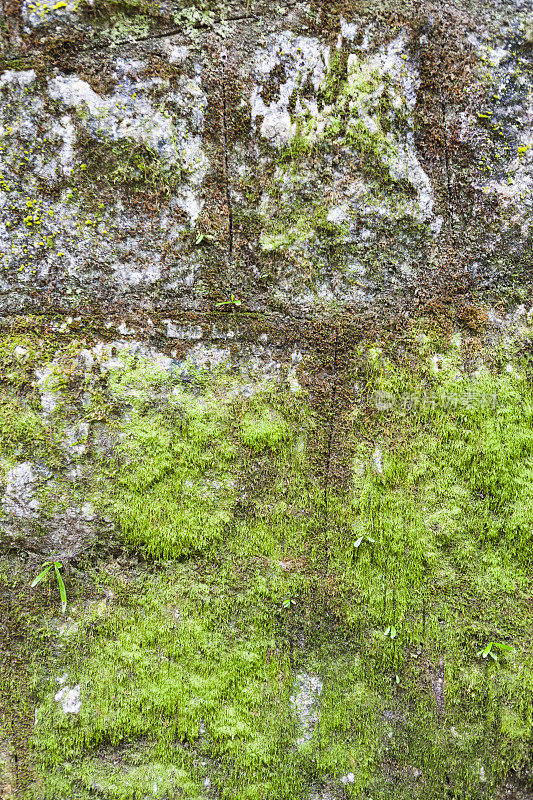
[221,50,234,271]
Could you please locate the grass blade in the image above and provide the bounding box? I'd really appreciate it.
[30,563,53,588]
[54,563,67,614]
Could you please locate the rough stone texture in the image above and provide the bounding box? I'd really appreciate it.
[1,1,533,798]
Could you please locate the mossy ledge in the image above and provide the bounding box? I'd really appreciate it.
[0,327,532,799]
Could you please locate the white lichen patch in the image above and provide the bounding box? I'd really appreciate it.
[2,462,40,517]
[64,422,90,457]
[0,66,198,285]
[290,672,323,747]
[372,447,383,474]
[48,74,180,167]
[251,32,437,224]
[0,69,36,90]
[251,32,330,147]
[54,684,81,714]
[166,44,190,64]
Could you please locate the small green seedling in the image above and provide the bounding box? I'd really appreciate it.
[384,625,397,640]
[216,293,242,308]
[354,534,375,552]
[477,642,515,662]
[283,598,296,609]
[354,534,375,548]
[31,561,67,614]
[195,233,214,245]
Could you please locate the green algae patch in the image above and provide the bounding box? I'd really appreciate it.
[240,408,291,453]
[316,336,533,795]
[29,567,308,800]
[99,351,239,560]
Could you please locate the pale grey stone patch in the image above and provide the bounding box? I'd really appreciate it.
[112,252,162,286]
[64,423,90,457]
[35,366,59,414]
[81,503,96,521]
[184,344,231,371]
[373,447,383,474]
[290,672,323,747]
[167,45,190,64]
[2,462,40,517]
[0,70,36,89]
[54,684,81,713]
[166,322,203,340]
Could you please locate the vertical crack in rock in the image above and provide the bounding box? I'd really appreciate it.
[221,51,234,268]
[441,100,455,244]
[433,656,445,717]
[290,672,323,747]
[323,326,340,553]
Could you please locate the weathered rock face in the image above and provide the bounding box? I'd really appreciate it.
[0,0,531,317]
[1,2,533,800]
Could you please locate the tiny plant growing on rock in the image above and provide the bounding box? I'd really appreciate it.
[216,294,242,309]
[31,561,67,614]
[354,534,375,564]
[477,641,515,662]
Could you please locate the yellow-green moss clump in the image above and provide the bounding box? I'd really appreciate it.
[30,568,309,800]
[6,332,533,800]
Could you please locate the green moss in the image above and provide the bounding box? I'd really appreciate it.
[240,410,291,453]
[100,351,238,557]
[14,334,533,799]
[0,336,40,388]
[107,405,235,559]
[313,337,533,794]
[30,568,307,800]
[0,401,45,460]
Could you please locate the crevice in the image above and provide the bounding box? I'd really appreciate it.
[441,99,455,245]
[221,51,234,269]
[323,325,339,556]
[1,2,299,59]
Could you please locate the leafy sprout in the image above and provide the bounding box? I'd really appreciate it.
[477,641,515,662]
[31,561,67,614]
[195,233,214,245]
[354,534,375,549]
[215,294,242,309]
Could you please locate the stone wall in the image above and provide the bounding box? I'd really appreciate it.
[1,2,532,798]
